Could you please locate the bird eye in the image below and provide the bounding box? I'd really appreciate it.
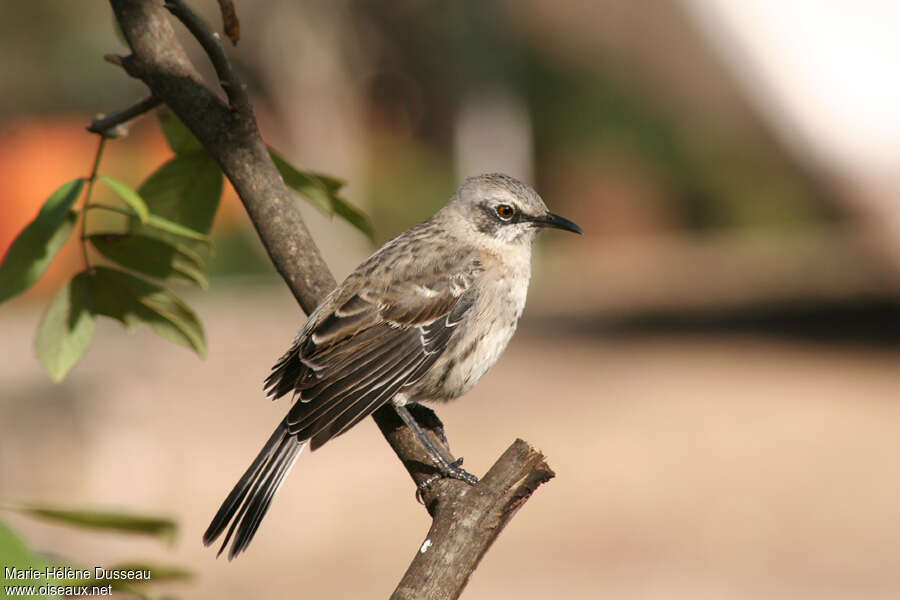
[495,204,515,221]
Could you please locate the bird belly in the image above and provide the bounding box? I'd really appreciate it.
[453,316,518,395]
[410,263,530,403]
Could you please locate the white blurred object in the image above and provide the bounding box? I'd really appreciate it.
[683,0,900,177]
[684,0,900,270]
[454,88,534,183]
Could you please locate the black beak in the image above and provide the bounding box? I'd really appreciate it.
[532,212,583,235]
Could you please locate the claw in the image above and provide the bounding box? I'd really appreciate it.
[394,404,479,500]
[414,457,479,502]
[416,474,442,504]
[443,456,478,486]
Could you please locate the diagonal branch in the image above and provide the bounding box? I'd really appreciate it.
[106,1,554,597]
[110,0,333,314]
[392,440,554,600]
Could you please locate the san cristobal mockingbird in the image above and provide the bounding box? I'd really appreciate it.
[204,173,582,558]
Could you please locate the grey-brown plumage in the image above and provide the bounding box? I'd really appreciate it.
[204,173,582,558]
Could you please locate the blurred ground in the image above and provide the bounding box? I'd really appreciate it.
[3,285,900,599]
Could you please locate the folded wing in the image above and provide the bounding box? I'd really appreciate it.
[265,267,479,450]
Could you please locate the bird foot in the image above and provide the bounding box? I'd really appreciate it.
[415,457,479,503]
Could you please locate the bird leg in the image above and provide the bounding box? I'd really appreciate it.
[394,403,479,501]
[406,402,449,446]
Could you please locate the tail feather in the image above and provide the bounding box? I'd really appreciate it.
[203,420,306,559]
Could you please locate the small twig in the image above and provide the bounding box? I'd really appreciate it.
[80,137,109,270]
[87,95,162,137]
[216,0,240,45]
[103,53,126,67]
[164,0,250,115]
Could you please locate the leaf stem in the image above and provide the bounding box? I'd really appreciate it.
[85,203,137,217]
[80,136,108,270]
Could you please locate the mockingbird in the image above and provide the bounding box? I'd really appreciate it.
[204,173,582,558]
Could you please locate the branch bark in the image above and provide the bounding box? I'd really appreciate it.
[110,0,333,314]
[394,442,554,600]
[106,2,554,597]
[86,94,161,137]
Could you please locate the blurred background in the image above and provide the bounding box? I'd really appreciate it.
[2,0,900,598]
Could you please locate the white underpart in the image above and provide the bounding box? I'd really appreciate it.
[446,245,532,398]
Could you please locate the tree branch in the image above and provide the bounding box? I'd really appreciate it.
[106,1,553,597]
[375,409,555,599]
[393,440,554,600]
[110,0,333,314]
[163,0,250,116]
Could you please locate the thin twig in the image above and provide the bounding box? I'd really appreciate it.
[164,0,250,116]
[216,0,240,45]
[87,95,162,137]
[103,53,126,67]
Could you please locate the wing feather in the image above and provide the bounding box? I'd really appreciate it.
[306,347,424,448]
[315,310,468,445]
[264,258,481,450]
[287,330,420,431]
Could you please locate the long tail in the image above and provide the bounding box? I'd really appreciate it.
[203,419,306,559]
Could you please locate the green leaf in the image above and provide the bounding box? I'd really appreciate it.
[34,273,95,383]
[145,214,209,243]
[89,267,206,356]
[137,152,223,236]
[0,178,84,304]
[309,171,345,194]
[0,520,60,598]
[269,148,373,240]
[9,504,177,545]
[269,149,331,212]
[157,110,203,155]
[99,175,150,223]
[89,233,207,288]
[333,197,375,240]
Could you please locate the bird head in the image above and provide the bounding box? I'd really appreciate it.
[444,173,582,248]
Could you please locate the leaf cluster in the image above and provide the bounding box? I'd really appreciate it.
[0,112,371,381]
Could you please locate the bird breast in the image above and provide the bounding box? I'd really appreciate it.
[408,250,531,403]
